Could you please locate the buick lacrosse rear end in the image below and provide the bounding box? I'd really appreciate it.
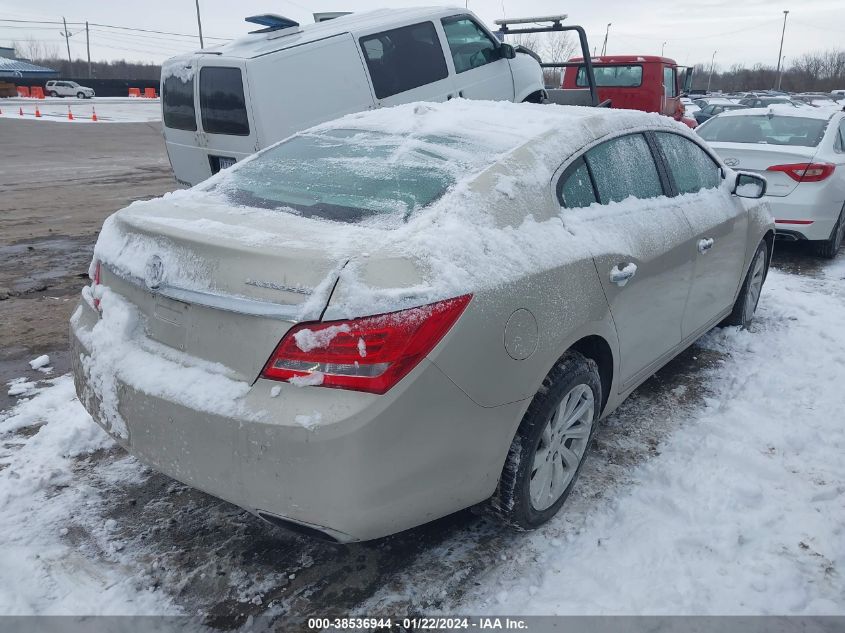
[72,100,773,541]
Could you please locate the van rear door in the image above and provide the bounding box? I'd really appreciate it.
[161,60,210,186]
[196,60,259,178]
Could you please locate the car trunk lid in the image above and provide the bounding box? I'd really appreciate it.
[93,194,347,381]
[709,142,818,197]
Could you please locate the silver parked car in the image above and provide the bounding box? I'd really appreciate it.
[71,101,774,542]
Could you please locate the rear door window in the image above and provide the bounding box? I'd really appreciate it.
[199,67,249,136]
[441,16,499,73]
[360,22,449,99]
[162,74,197,131]
[557,158,597,209]
[655,132,721,195]
[584,133,664,204]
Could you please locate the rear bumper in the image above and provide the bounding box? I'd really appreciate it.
[70,299,524,541]
[767,194,841,241]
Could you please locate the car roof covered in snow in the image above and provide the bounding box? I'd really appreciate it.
[194,7,466,60]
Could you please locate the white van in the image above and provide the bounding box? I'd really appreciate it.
[160,7,545,186]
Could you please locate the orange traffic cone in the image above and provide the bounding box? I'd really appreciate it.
[19,107,24,116]
[35,106,41,118]
[91,107,98,122]
[67,106,73,121]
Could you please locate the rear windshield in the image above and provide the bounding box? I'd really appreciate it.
[698,115,829,147]
[216,129,483,224]
[577,65,643,87]
[199,67,249,136]
[162,75,196,131]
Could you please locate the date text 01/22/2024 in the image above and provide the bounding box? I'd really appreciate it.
[307,617,529,630]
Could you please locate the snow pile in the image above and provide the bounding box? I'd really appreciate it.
[72,289,261,439]
[29,355,50,370]
[6,378,36,398]
[0,377,177,614]
[293,324,351,352]
[458,264,845,615]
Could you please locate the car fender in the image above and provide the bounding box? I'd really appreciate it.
[509,53,545,102]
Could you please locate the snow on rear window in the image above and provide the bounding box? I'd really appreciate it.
[215,127,503,225]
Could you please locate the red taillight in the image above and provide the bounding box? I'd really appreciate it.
[261,294,472,394]
[766,162,835,183]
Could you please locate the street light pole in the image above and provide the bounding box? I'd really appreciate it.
[775,10,789,90]
[661,41,667,56]
[601,23,611,56]
[195,0,205,48]
[706,50,717,93]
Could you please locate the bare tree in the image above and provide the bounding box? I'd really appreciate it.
[506,32,577,87]
[12,36,60,61]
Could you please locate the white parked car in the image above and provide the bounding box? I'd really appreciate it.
[160,8,545,186]
[45,80,95,99]
[698,105,845,257]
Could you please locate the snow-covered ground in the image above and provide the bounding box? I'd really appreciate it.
[0,97,160,123]
[1,254,844,617]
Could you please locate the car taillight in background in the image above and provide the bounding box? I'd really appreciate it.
[261,295,472,395]
[766,162,835,183]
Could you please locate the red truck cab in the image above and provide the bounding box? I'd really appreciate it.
[562,55,695,127]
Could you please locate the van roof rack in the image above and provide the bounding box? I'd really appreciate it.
[245,14,300,34]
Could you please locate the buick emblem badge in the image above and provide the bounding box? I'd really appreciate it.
[145,255,164,290]
[724,158,740,167]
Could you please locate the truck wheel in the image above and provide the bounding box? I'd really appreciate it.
[490,351,601,530]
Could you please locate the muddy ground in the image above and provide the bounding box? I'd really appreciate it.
[0,119,177,410]
[0,118,829,628]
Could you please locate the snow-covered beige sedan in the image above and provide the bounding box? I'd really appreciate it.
[71,101,773,542]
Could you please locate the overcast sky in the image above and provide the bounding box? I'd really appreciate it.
[1,0,842,69]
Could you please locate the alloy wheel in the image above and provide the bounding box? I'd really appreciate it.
[743,248,767,324]
[529,384,595,511]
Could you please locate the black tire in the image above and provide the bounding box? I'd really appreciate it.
[49,90,58,97]
[722,241,769,328]
[813,205,845,259]
[77,92,85,99]
[489,351,601,530]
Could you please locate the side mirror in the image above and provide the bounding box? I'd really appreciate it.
[499,43,516,60]
[732,172,767,199]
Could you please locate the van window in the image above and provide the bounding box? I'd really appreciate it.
[663,66,677,98]
[585,134,663,204]
[441,16,499,73]
[557,158,597,209]
[162,75,197,131]
[577,65,643,87]
[199,67,249,136]
[360,22,449,99]
[655,133,721,195]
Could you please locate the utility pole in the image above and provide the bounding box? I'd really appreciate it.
[195,0,205,48]
[661,41,667,56]
[601,23,611,56]
[61,16,72,64]
[775,10,789,90]
[85,21,91,79]
[707,50,717,93]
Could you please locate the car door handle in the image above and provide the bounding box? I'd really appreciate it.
[609,263,637,287]
[698,238,715,254]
